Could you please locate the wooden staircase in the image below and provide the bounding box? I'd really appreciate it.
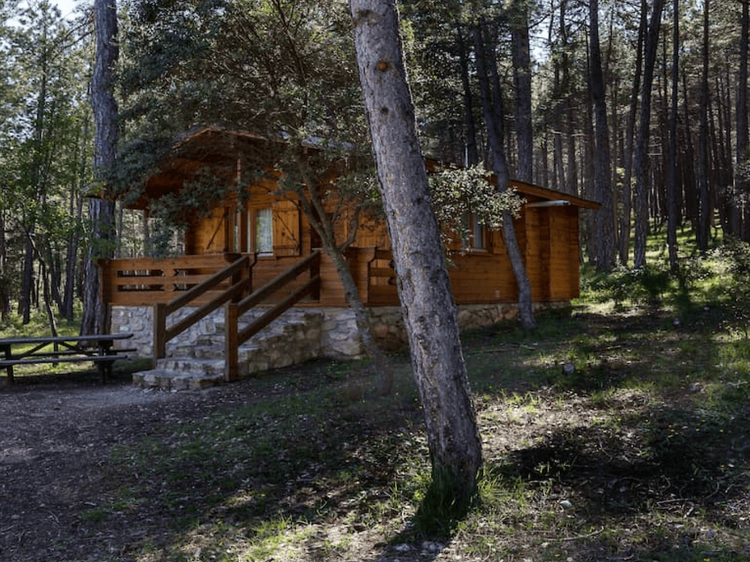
[132,251,322,390]
[132,310,324,390]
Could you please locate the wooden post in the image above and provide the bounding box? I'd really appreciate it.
[153,302,167,362]
[225,302,239,381]
[310,250,321,301]
[1,343,14,384]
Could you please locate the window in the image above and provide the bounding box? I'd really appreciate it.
[471,214,486,249]
[254,207,273,255]
[231,206,274,255]
[461,213,486,251]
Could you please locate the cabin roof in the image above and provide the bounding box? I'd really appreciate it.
[127,126,601,211]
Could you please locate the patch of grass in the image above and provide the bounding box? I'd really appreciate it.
[72,233,750,562]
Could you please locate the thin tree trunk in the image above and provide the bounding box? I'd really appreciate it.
[667,0,679,271]
[682,66,699,230]
[633,0,666,268]
[350,0,482,510]
[19,39,50,324]
[0,211,8,321]
[511,3,533,182]
[293,157,394,395]
[738,0,750,240]
[63,116,90,319]
[697,0,710,255]
[619,0,647,265]
[457,28,479,167]
[473,21,535,330]
[589,0,615,269]
[28,237,58,337]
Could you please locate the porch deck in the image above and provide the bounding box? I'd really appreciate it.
[100,247,399,309]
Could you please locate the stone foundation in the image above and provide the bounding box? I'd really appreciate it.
[111,301,568,361]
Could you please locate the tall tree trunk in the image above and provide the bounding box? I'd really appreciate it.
[697,0,710,255]
[350,0,482,510]
[473,21,536,330]
[19,41,50,324]
[511,2,533,182]
[549,0,566,192]
[19,231,35,323]
[682,66,699,230]
[0,210,8,321]
[81,0,118,335]
[589,0,615,269]
[633,0,666,268]
[667,0,679,270]
[457,28,479,167]
[619,0,647,265]
[737,0,749,240]
[63,116,90,320]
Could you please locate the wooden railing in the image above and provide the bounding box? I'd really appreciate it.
[100,254,242,306]
[366,249,398,305]
[151,250,321,381]
[153,256,252,361]
[224,250,320,380]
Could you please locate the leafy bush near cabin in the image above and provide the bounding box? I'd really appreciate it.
[588,263,672,308]
[719,237,750,338]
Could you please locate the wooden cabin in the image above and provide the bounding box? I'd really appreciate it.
[101,127,599,370]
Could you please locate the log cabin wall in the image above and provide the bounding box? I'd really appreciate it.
[181,183,586,307]
[113,155,595,311]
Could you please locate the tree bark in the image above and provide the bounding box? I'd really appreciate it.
[293,156,394,395]
[667,0,679,270]
[81,0,118,335]
[63,116,90,320]
[738,0,749,240]
[633,0,665,269]
[589,0,615,270]
[473,21,536,330]
[0,210,8,321]
[511,2,533,183]
[619,0,646,265]
[697,0,710,255]
[457,28,479,167]
[350,0,482,509]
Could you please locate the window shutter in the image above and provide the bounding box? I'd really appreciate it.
[272,200,301,256]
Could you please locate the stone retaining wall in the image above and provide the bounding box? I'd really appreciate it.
[111,301,568,361]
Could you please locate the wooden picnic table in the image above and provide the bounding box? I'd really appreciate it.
[0,333,136,385]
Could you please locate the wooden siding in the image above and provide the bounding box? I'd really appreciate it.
[107,172,590,308]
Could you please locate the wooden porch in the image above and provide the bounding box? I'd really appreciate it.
[99,248,401,384]
[100,247,400,310]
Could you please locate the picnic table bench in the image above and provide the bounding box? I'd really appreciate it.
[0,333,136,385]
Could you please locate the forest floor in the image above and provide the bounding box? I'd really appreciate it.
[0,301,749,562]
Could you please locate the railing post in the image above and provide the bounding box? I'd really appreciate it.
[244,254,253,299]
[225,302,239,381]
[224,259,246,382]
[311,250,321,300]
[153,302,167,362]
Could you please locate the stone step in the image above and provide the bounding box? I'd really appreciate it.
[132,310,326,390]
[157,357,225,376]
[131,369,225,391]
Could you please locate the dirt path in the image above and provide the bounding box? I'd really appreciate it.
[0,376,255,562]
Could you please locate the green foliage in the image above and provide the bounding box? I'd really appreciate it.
[113,0,380,260]
[585,263,671,308]
[717,237,750,338]
[0,1,94,322]
[429,165,524,248]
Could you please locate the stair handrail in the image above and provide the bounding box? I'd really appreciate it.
[224,250,321,380]
[154,255,252,359]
